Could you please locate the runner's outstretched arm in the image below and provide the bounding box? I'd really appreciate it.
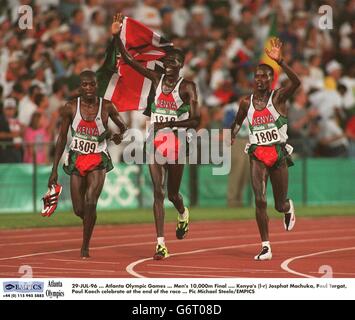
[230,98,249,144]
[48,103,71,186]
[266,38,301,102]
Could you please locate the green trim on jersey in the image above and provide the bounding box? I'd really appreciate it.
[275,115,288,129]
[150,102,190,117]
[176,104,190,117]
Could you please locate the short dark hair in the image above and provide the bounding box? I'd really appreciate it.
[29,85,40,96]
[34,93,45,106]
[257,64,274,77]
[166,48,185,62]
[80,70,96,79]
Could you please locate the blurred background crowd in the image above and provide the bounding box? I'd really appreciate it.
[0,0,355,166]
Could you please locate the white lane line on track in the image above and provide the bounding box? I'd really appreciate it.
[147,271,237,278]
[126,236,355,278]
[280,246,355,278]
[47,258,120,265]
[147,264,277,272]
[147,264,239,270]
[150,269,286,274]
[0,232,72,240]
[0,234,260,262]
[1,232,355,277]
[0,233,153,247]
[0,264,116,273]
[1,226,354,248]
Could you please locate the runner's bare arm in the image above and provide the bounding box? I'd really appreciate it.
[155,81,200,130]
[266,38,301,103]
[230,98,249,140]
[107,102,127,145]
[112,13,160,86]
[48,103,72,186]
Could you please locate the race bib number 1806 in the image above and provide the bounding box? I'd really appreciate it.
[252,127,280,145]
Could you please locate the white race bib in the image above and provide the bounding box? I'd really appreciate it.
[71,137,99,154]
[251,127,281,145]
[151,113,177,124]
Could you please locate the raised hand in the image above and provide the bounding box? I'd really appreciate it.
[111,13,123,35]
[265,37,283,63]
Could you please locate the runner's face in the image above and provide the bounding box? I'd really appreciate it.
[254,68,272,91]
[163,53,183,76]
[80,77,97,99]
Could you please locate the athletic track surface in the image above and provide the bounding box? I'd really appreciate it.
[0,216,354,278]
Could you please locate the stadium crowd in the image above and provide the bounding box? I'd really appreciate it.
[0,0,354,164]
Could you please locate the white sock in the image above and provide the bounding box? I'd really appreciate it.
[262,241,271,249]
[179,207,189,220]
[157,237,165,246]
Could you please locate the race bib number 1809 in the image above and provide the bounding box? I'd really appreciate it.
[71,137,98,154]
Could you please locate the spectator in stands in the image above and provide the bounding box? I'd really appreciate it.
[18,85,41,126]
[288,87,318,155]
[23,112,51,164]
[310,117,349,157]
[0,98,23,163]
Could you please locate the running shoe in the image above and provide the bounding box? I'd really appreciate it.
[176,207,189,239]
[153,244,169,260]
[41,184,62,217]
[284,199,296,231]
[254,246,272,261]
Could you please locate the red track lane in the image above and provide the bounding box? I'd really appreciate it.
[0,216,354,278]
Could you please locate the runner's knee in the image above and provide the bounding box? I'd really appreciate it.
[168,192,181,204]
[255,196,267,209]
[73,207,84,218]
[83,203,97,218]
[153,188,165,202]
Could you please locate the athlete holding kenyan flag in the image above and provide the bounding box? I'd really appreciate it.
[230,38,301,261]
[112,13,200,260]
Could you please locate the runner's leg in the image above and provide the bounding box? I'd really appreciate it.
[250,159,269,241]
[149,163,166,238]
[70,174,86,219]
[269,159,290,213]
[81,169,106,258]
[167,163,185,214]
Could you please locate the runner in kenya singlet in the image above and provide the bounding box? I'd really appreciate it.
[148,75,191,161]
[64,97,112,176]
[150,76,190,126]
[247,90,288,146]
[70,97,108,154]
[245,90,292,167]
